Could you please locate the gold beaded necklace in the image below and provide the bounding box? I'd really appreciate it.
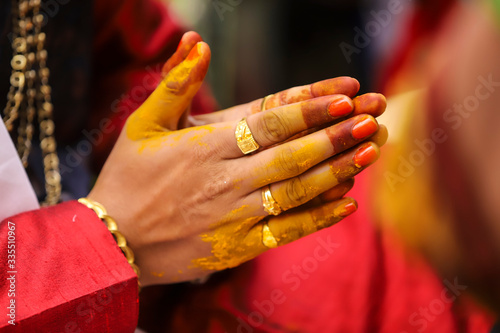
[3,0,61,206]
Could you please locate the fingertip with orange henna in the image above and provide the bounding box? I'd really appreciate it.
[161,42,210,94]
[328,96,354,117]
[353,143,379,168]
[311,77,360,98]
[353,93,387,117]
[370,125,389,147]
[178,31,203,51]
[339,200,358,218]
[352,116,378,140]
[187,42,210,61]
[163,32,204,74]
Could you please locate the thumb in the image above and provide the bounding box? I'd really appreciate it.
[162,31,204,75]
[126,42,211,140]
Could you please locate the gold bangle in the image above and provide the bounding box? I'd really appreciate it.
[78,197,141,292]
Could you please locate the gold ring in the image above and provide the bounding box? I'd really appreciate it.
[261,94,274,112]
[262,223,278,248]
[262,185,283,216]
[235,118,260,155]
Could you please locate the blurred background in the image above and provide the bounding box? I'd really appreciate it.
[166,0,411,109]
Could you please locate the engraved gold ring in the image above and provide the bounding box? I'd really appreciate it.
[262,185,283,216]
[262,223,278,249]
[235,118,260,155]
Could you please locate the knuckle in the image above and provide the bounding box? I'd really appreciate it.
[259,111,291,143]
[284,177,309,207]
[275,146,303,176]
[202,171,232,201]
[190,142,212,163]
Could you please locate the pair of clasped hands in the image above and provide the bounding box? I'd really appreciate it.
[88,32,388,286]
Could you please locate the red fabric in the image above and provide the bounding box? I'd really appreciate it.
[165,170,493,332]
[0,201,138,332]
[376,0,456,92]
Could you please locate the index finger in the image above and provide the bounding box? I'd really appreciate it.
[192,77,360,124]
[257,77,360,113]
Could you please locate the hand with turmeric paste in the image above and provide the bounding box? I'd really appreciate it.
[87,32,388,286]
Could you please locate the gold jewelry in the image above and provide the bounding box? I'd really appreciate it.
[262,223,278,248]
[235,118,260,155]
[3,0,61,206]
[261,185,283,216]
[261,94,274,112]
[78,198,141,292]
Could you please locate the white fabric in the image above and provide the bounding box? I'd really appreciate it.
[0,120,39,222]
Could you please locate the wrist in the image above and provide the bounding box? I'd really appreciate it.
[78,197,142,292]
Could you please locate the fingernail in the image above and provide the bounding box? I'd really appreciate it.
[186,43,202,61]
[339,202,357,217]
[352,117,378,140]
[328,97,353,117]
[353,144,378,168]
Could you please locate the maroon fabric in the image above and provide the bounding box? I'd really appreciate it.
[163,171,493,333]
[0,201,138,332]
[376,0,456,92]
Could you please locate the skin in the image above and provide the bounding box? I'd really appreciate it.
[88,32,388,286]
